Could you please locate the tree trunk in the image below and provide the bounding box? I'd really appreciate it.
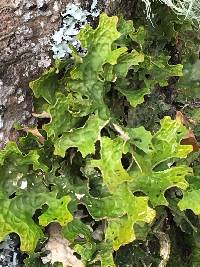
[0,0,68,148]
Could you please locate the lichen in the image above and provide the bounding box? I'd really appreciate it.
[0,235,23,267]
[52,1,101,59]
[0,115,3,129]
[142,0,200,25]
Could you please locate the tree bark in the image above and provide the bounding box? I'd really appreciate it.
[0,0,70,148]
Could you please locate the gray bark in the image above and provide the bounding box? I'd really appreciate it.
[0,0,69,148]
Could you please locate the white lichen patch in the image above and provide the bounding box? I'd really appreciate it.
[0,115,4,129]
[52,1,100,59]
[0,132,4,142]
[142,0,200,24]
[0,235,21,267]
[36,0,50,9]
[38,53,52,68]
[17,95,25,104]
[53,1,59,12]
[0,80,15,107]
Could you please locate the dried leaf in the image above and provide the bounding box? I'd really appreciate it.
[32,111,51,119]
[176,111,199,152]
[22,127,45,144]
[42,223,84,267]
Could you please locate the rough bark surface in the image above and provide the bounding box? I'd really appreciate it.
[0,0,69,148]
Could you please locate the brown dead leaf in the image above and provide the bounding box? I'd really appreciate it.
[176,111,199,152]
[176,111,189,126]
[22,127,45,144]
[181,129,199,152]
